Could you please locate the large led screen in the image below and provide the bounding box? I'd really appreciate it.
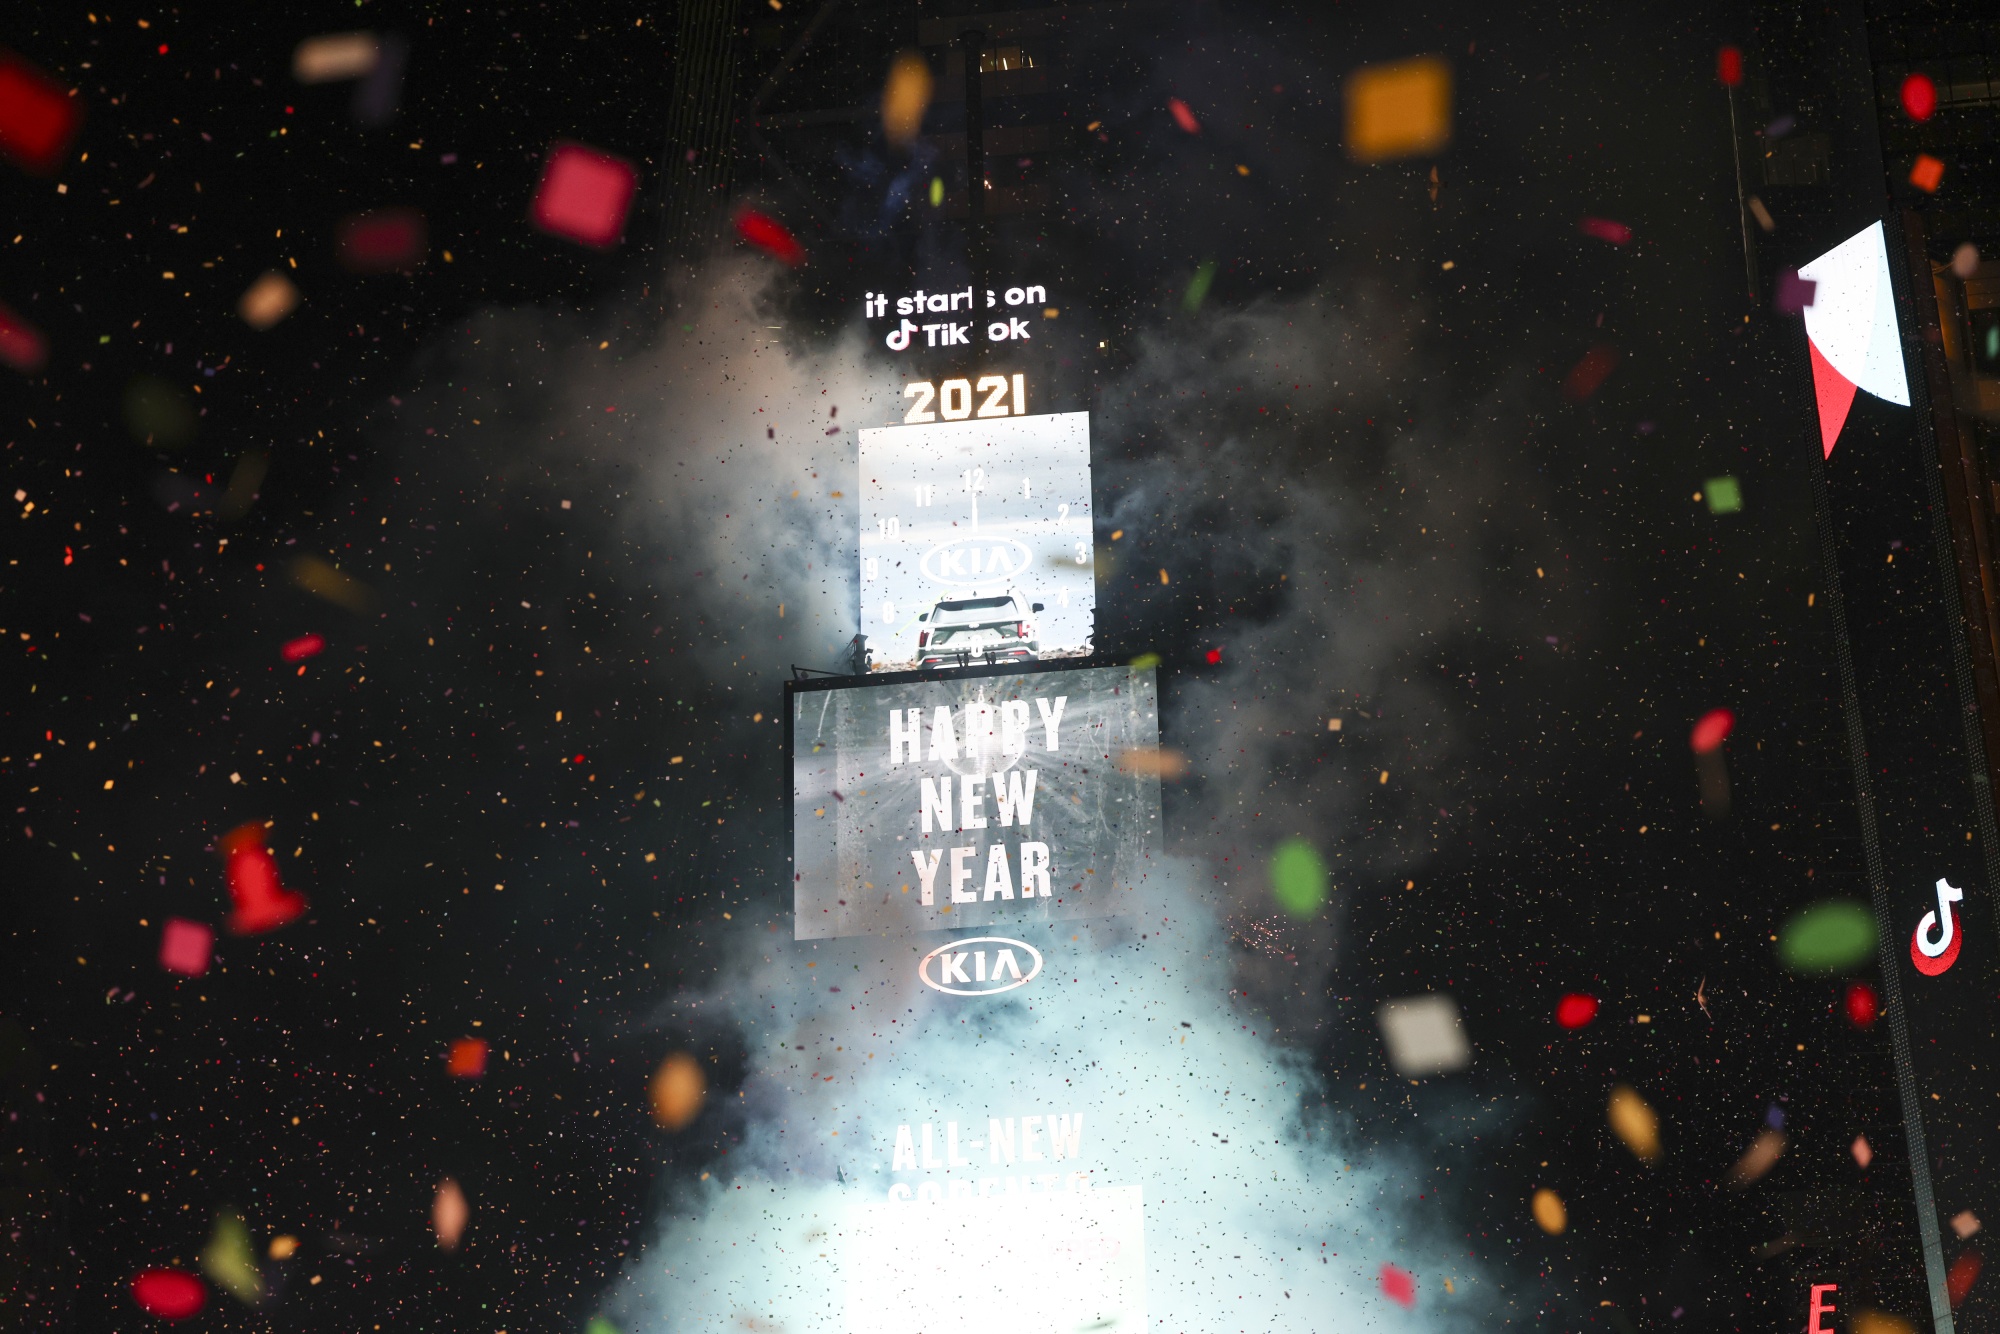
[857,410,1094,672]
[790,663,1161,941]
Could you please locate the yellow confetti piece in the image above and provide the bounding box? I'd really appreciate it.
[1607,1085,1660,1162]
[1531,1188,1567,1235]
[1345,56,1452,162]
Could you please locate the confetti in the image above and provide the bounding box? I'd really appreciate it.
[220,822,306,935]
[1948,1248,1981,1309]
[1167,98,1201,134]
[1748,195,1776,232]
[1379,1263,1416,1307]
[1900,72,1937,122]
[1953,1211,1982,1240]
[447,1038,488,1078]
[267,1235,299,1260]
[0,51,82,175]
[1689,709,1735,754]
[0,298,47,372]
[586,1320,623,1334]
[1531,1188,1567,1234]
[1727,1129,1786,1185]
[124,375,198,449]
[1344,57,1451,161]
[928,176,944,207]
[290,555,376,613]
[1562,345,1619,400]
[1716,46,1742,86]
[1952,243,1980,279]
[1774,269,1817,314]
[880,51,933,147]
[130,1269,205,1320]
[1704,476,1743,514]
[1183,259,1217,313]
[335,207,427,273]
[238,272,301,331]
[1578,217,1632,245]
[432,1177,468,1249]
[1843,980,1879,1029]
[734,208,805,267]
[1910,154,1945,193]
[1852,1135,1873,1168]
[1852,1313,1915,1334]
[350,33,407,127]
[281,633,327,663]
[1377,994,1471,1076]
[158,918,213,977]
[1115,747,1188,778]
[650,1051,707,1130]
[199,1210,262,1305]
[216,450,268,521]
[292,33,380,84]
[1204,647,1223,665]
[1554,993,1598,1029]
[1268,838,1328,917]
[530,142,639,249]
[1777,901,1875,973]
[1607,1085,1661,1162]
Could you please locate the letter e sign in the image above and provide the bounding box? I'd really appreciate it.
[1807,1284,1837,1334]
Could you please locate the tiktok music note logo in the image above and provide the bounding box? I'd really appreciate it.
[1910,877,1965,977]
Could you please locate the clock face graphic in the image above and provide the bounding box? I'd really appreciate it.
[858,411,1095,672]
[1911,877,1965,977]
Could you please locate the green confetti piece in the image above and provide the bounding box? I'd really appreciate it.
[1269,838,1328,917]
[1705,476,1742,514]
[1183,259,1217,313]
[929,177,945,208]
[1777,900,1875,973]
[586,1319,623,1334]
[1128,652,1162,671]
[200,1209,262,1304]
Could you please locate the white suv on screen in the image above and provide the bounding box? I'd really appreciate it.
[916,592,1043,669]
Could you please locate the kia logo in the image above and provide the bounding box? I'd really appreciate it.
[920,537,1033,586]
[1911,877,1965,977]
[917,936,1043,996]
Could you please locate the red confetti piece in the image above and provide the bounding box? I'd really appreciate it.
[1716,46,1742,87]
[1949,1247,1981,1309]
[1689,708,1735,755]
[1843,980,1878,1029]
[447,1037,488,1078]
[130,1269,205,1320]
[335,206,427,273]
[0,298,47,372]
[529,142,638,249]
[1561,344,1619,401]
[1555,993,1599,1029]
[735,208,805,267]
[1901,72,1937,122]
[1380,1263,1416,1308]
[219,821,307,936]
[1168,98,1201,134]
[0,52,82,175]
[281,633,326,663]
[1578,217,1632,245]
[1205,647,1222,665]
[1910,154,1945,194]
[158,919,213,977]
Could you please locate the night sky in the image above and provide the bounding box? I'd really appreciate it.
[0,1,1967,1330]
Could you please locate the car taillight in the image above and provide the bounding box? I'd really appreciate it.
[918,631,929,648]
[1016,621,1026,638]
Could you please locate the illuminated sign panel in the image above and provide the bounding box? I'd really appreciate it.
[839,1188,1147,1334]
[790,663,1161,941]
[858,411,1094,672]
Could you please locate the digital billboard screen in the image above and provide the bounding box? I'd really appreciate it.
[789,661,1161,941]
[857,409,1094,672]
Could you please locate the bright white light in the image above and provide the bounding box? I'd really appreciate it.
[1798,220,1910,408]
